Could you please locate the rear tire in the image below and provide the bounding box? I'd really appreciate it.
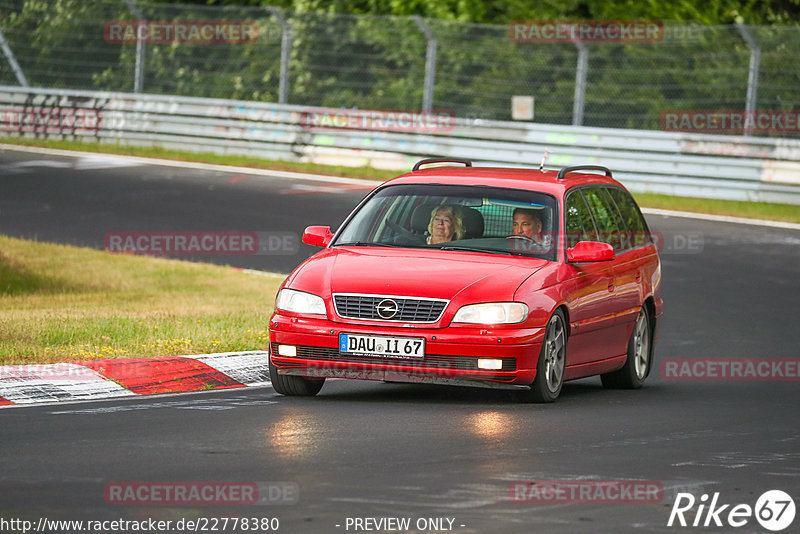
[269,354,325,396]
[514,309,567,403]
[601,307,651,389]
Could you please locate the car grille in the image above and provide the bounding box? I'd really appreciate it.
[333,294,448,323]
[272,343,516,372]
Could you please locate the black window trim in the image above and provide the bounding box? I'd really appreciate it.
[604,185,654,250]
[563,184,653,256]
[564,188,599,249]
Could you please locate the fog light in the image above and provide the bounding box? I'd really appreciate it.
[278,344,297,357]
[477,358,503,370]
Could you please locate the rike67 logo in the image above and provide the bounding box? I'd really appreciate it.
[668,490,795,531]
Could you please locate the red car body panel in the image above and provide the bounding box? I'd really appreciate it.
[269,165,663,392]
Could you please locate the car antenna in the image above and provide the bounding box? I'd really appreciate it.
[539,148,552,171]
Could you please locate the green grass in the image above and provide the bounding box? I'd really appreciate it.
[0,235,284,365]
[2,136,798,223]
[632,192,799,223]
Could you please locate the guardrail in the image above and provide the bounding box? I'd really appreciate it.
[2,86,799,204]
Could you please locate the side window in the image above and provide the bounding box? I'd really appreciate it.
[606,188,649,248]
[581,187,622,252]
[598,188,629,250]
[565,190,597,247]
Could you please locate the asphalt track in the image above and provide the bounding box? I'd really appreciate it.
[1,147,799,533]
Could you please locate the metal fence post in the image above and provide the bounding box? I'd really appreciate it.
[572,38,588,127]
[122,0,145,93]
[0,26,29,87]
[412,16,437,113]
[268,7,291,105]
[735,23,760,136]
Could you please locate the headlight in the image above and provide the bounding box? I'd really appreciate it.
[452,302,528,324]
[276,289,326,315]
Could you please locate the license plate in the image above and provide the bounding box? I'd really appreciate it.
[339,333,425,359]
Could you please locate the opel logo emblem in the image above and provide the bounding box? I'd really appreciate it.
[376,299,399,319]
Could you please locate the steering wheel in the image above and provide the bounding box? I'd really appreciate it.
[386,220,425,245]
[507,234,541,252]
[386,220,416,238]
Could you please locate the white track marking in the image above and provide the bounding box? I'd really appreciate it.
[193,351,271,387]
[0,351,272,408]
[642,207,800,230]
[0,363,134,404]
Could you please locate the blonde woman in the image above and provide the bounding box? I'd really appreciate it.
[427,205,465,244]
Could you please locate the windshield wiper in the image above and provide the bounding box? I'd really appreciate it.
[438,245,521,255]
[334,241,403,248]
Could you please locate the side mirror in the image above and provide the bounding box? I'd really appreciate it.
[567,241,615,262]
[302,226,334,247]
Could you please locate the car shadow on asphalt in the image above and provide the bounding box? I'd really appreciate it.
[271,377,643,405]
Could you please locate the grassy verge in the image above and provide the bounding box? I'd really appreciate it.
[2,136,798,223]
[632,192,799,223]
[0,235,284,366]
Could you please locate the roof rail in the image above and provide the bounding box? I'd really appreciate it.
[412,158,473,172]
[556,165,613,180]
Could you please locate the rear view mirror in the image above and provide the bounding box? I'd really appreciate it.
[302,226,333,247]
[567,241,614,262]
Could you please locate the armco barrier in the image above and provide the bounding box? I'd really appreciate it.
[1,85,799,204]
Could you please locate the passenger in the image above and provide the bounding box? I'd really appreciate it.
[427,205,465,244]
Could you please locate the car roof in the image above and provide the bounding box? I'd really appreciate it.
[387,165,625,196]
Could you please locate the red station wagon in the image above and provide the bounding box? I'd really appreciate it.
[268,159,662,402]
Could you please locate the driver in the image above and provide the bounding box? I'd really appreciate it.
[511,208,543,243]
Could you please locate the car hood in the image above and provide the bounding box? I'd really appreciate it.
[286,246,549,303]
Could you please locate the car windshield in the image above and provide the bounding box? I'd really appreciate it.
[333,183,558,261]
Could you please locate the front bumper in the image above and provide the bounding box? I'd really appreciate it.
[269,313,545,390]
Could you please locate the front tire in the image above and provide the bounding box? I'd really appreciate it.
[269,355,325,396]
[514,310,567,403]
[601,307,651,389]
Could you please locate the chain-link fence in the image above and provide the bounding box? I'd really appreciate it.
[1,0,798,133]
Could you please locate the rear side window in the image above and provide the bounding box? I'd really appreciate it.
[565,190,597,248]
[581,187,623,252]
[606,187,650,249]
